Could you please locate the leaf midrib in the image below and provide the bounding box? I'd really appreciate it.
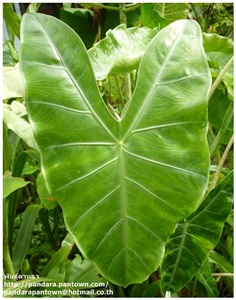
[122,24,185,142]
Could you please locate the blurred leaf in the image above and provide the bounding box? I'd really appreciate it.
[208,90,231,131]
[130,279,161,297]
[210,101,233,154]
[63,3,72,9]
[22,161,39,175]
[130,280,149,297]
[47,264,66,282]
[60,7,97,49]
[141,3,188,29]
[209,250,233,274]
[154,3,189,21]
[3,122,12,171]
[12,205,43,273]
[3,170,30,198]
[7,151,29,255]
[100,4,141,38]
[88,24,158,80]
[3,64,25,99]
[3,103,38,150]
[203,33,234,97]
[3,40,18,66]
[143,281,162,297]
[196,260,218,297]
[26,3,41,13]
[38,208,59,251]
[66,256,104,288]
[3,3,21,39]
[140,4,163,29]
[40,233,74,277]
[161,171,233,294]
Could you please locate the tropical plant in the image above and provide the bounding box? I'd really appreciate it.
[3,2,233,298]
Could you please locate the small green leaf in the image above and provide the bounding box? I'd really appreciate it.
[3,171,30,198]
[88,24,158,80]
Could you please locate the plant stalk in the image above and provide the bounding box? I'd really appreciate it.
[210,101,233,155]
[119,3,132,103]
[3,198,15,276]
[114,75,124,108]
[190,3,201,24]
[208,56,234,101]
[209,133,234,192]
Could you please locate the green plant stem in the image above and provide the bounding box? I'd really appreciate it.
[3,198,15,276]
[210,101,233,155]
[209,133,234,192]
[208,56,234,100]
[85,3,120,11]
[114,75,124,108]
[85,3,141,12]
[208,126,221,163]
[190,3,201,24]
[124,74,132,102]
[119,3,127,25]
[10,135,21,172]
[119,3,132,103]
[124,3,142,12]
[211,273,234,277]
[204,3,213,32]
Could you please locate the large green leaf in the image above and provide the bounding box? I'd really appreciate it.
[88,24,158,80]
[160,171,233,294]
[20,13,211,286]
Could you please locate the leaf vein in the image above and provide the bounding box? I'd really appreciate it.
[55,157,118,191]
[126,216,160,240]
[72,186,120,231]
[125,177,176,210]
[124,149,202,177]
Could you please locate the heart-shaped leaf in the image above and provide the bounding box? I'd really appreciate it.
[20,13,211,286]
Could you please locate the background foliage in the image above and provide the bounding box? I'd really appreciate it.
[3,2,234,298]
